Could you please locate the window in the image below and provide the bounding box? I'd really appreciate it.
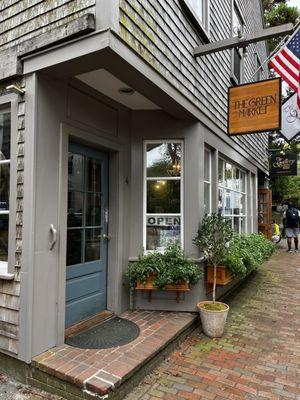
[218,159,246,233]
[0,109,11,265]
[144,141,183,251]
[182,0,209,35]
[204,149,211,214]
[231,3,244,84]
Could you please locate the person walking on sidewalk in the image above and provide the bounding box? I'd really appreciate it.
[283,202,300,253]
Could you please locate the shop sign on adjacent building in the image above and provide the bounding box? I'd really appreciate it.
[270,153,298,176]
[228,78,281,135]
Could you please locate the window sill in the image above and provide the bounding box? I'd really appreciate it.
[179,0,210,44]
[0,261,14,280]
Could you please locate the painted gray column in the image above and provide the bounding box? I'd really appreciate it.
[19,73,37,363]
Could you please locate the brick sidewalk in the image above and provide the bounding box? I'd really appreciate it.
[126,251,300,400]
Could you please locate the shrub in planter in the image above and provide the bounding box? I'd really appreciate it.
[223,233,276,278]
[127,244,203,290]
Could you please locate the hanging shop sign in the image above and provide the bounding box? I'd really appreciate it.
[280,93,300,142]
[270,153,298,176]
[228,78,281,135]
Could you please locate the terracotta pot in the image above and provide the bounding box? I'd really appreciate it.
[197,301,229,338]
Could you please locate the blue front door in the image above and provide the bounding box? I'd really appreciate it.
[65,143,109,328]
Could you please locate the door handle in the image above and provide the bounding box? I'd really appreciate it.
[49,224,57,250]
[99,234,111,241]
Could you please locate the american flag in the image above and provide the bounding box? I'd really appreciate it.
[269,28,300,108]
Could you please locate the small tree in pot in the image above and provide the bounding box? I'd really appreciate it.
[193,213,233,337]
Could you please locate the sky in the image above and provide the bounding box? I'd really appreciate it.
[287,0,300,10]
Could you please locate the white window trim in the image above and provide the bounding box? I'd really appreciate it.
[231,1,245,85]
[180,0,210,42]
[143,140,184,252]
[218,157,248,233]
[0,96,18,279]
[204,148,212,215]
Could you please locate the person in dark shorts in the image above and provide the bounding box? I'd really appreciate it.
[283,202,300,253]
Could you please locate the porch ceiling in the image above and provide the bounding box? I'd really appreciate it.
[76,69,161,110]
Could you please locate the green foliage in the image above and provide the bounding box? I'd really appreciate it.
[127,244,203,289]
[223,233,276,278]
[263,0,299,52]
[193,213,233,268]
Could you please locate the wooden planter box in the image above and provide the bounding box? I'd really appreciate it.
[136,274,189,302]
[206,266,233,286]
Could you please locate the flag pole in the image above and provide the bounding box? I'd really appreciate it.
[250,20,300,81]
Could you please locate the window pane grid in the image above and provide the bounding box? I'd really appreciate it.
[218,158,247,233]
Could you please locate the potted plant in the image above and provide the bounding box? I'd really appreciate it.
[193,213,233,338]
[127,244,203,304]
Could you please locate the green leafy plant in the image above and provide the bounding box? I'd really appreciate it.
[193,214,233,303]
[127,244,203,290]
[223,233,276,277]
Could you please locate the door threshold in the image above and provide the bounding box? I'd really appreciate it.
[65,310,113,338]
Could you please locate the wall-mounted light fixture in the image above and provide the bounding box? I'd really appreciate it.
[5,84,25,95]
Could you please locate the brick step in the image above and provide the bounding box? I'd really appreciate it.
[30,311,198,399]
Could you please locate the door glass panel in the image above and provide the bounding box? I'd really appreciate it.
[0,163,9,210]
[86,193,101,227]
[68,154,84,191]
[147,180,180,213]
[87,159,101,192]
[67,229,82,266]
[85,228,101,262]
[0,214,8,261]
[67,191,83,227]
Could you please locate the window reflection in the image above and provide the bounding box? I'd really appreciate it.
[218,159,246,233]
[0,215,8,262]
[147,180,180,214]
[0,164,9,210]
[147,143,181,177]
[0,112,10,161]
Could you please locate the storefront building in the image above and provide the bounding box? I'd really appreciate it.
[0,0,269,363]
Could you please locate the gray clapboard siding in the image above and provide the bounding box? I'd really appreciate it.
[119,0,269,169]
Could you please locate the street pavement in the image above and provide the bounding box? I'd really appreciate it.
[126,249,300,400]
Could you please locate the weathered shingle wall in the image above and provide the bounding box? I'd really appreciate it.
[119,0,269,170]
[0,0,95,51]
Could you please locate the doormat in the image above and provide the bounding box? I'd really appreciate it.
[65,317,140,349]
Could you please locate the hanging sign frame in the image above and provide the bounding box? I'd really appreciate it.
[228,78,282,136]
